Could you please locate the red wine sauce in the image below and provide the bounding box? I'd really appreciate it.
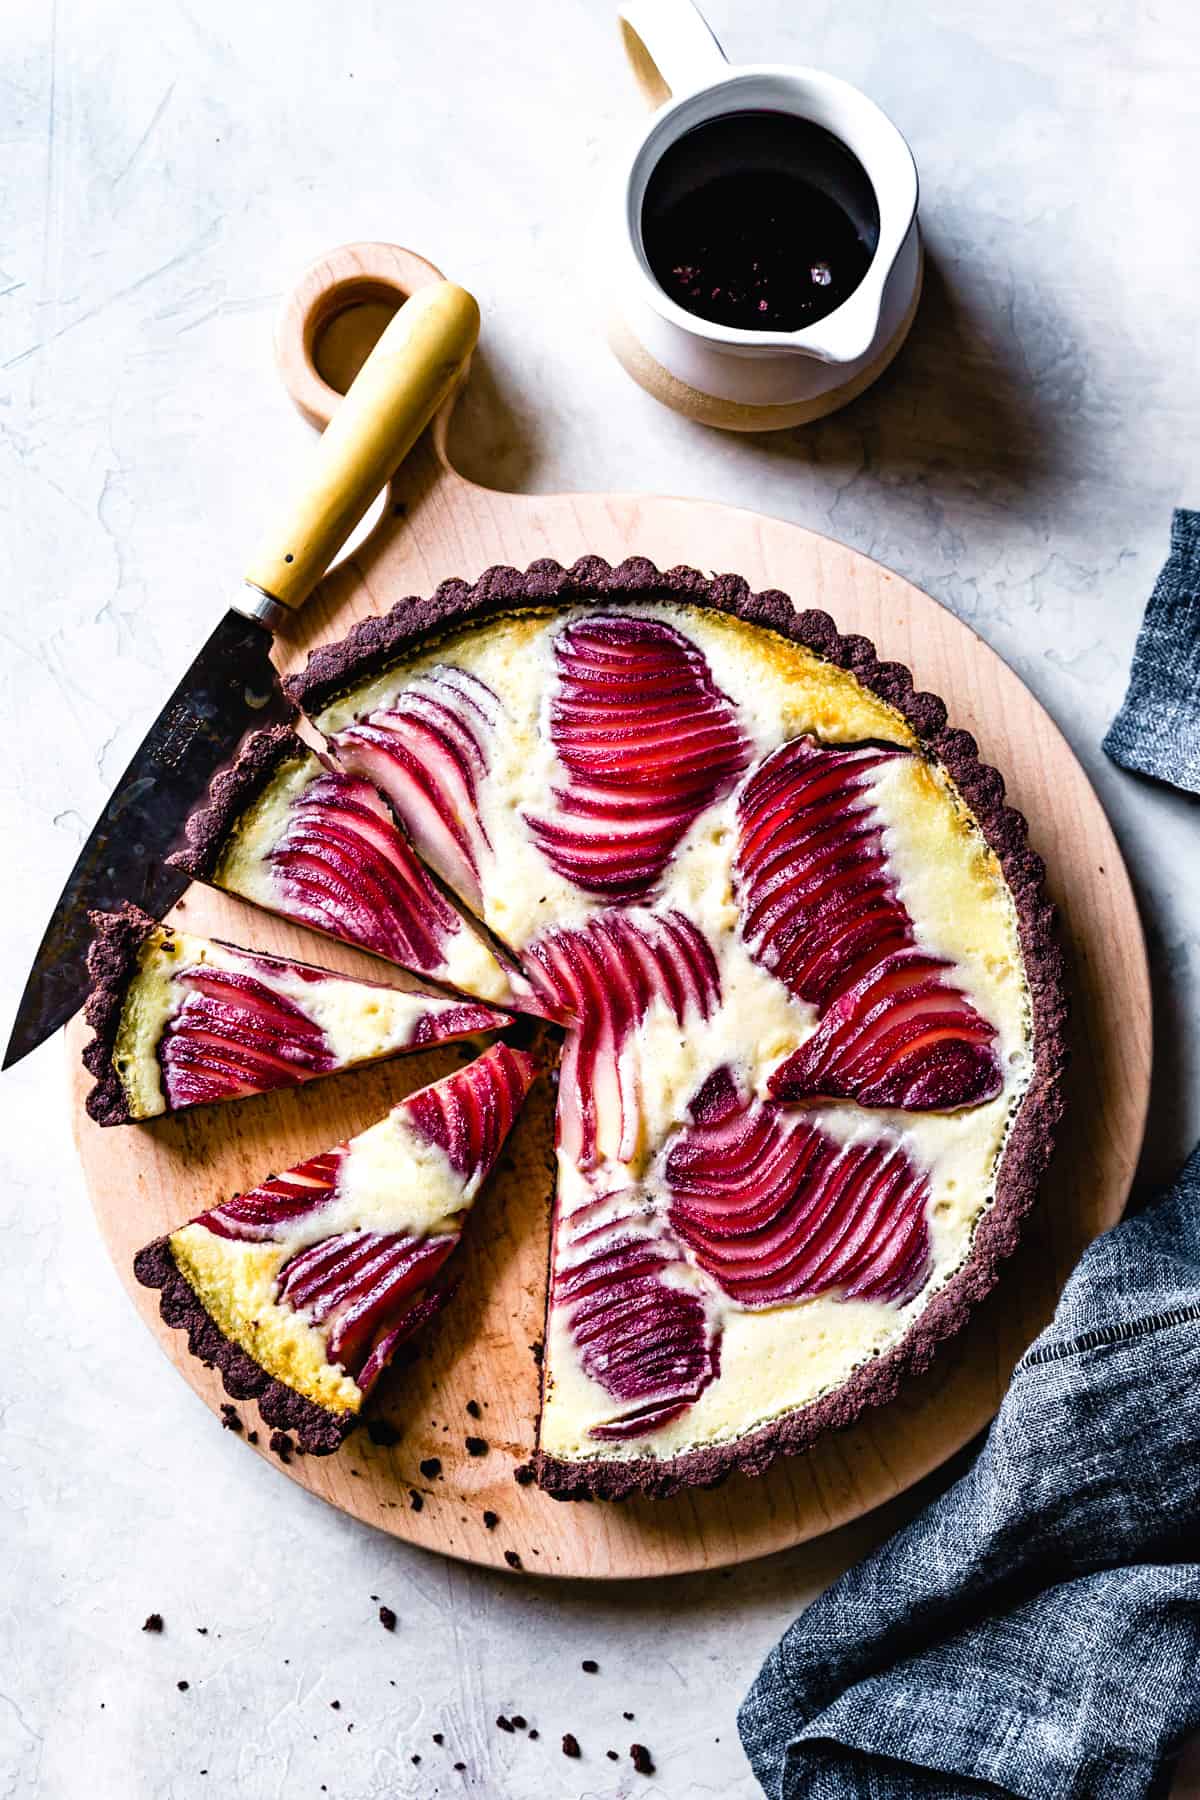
[641,112,879,332]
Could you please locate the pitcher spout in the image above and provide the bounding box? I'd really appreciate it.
[789,270,888,367]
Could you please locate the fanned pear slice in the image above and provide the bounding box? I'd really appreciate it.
[134,1042,539,1451]
[83,902,511,1125]
[168,725,531,1011]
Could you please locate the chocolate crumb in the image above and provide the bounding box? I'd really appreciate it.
[483,1510,499,1530]
[607,1749,619,1761]
[514,1466,535,1487]
[623,1710,635,1720]
[631,1743,655,1775]
[367,1419,402,1447]
[196,1627,208,1636]
[529,1728,540,1740]
[419,1457,442,1480]
[561,1733,581,1758]
[177,1680,189,1692]
[466,1399,482,1419]
[269,1430,294,1462]
[411,1754,421,1765]
[330,1700,341,1711]
[432,1732,444,1745]
[246,1430,259,1446]
[453,1761,466,1772]
[409,1490,424,1512]
[511,1714,527,1730]
[530,1338,544,1368]
[219,1404,243,1433]
[465,1436,489,1457]
[504,1550,523,1570]
[581,1659,599,1673]
[496,1715,515,1732]
[378,1605,397,1632]
[142,1614,163,1634]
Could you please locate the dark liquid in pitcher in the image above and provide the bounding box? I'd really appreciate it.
[641,112,880,332]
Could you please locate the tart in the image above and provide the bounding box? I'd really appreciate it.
[134,1042,538,1450]
[169,557,1065,1496]
[83,902,510,1124]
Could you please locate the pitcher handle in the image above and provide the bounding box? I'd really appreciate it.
[618,0,728,106]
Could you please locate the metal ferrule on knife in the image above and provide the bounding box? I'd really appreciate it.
[231,583,291,634]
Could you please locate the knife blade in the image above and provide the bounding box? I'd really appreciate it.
[4,278,480,1069]
[3,612,292,1068]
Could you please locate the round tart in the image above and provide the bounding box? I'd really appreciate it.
[159,557,1066,1497]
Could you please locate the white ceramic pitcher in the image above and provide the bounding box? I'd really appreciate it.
[613,0,922,424]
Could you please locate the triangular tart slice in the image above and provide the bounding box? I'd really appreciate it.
[83,902,511,1125]
[168,726,530,1011]
[134,1042,538,1451]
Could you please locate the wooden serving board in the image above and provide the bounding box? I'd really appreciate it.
[68,244,1151,1580]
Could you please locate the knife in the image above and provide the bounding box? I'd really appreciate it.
[4,279,481,1070]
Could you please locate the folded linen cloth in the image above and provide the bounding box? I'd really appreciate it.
[1103,508,1200,794]
[738,1146,1200,1800]
[742,513,1200,1799]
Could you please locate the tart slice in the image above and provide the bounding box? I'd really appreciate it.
[83,902,510,1125]
[168,726,527,1010]
[134,1042,538,1451]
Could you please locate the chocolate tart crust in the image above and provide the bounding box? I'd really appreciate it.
[167,724,314,882]
[286,556,1067,1501]
[133,1236,355,1455]
[82,902,164,1127]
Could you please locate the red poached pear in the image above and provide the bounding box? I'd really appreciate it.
[159,963,506,1112]
[327,666,499,911]
[162,969,334,1104]
[402,1038,540,1180]
[735,736,1003,1111]
[526,614,752,900]
[767,948,1004,1109]
[526,909,721,1167]
[265,769,471,974]
[552,1189,721,1439]
[666,1066,932,1306]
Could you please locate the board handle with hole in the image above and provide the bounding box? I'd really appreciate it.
[241,277,480,620]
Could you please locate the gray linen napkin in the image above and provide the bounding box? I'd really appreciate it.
[1103,508,1200,793]
[740,511,1200,1799]
[738,1148,1200,1800]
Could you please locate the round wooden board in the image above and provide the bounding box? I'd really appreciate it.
[67,254,1151,1580]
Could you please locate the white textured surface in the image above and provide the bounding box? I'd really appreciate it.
[2,1,1199,1795]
